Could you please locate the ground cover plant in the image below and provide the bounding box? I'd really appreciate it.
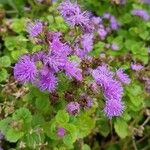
[0,0,150,149]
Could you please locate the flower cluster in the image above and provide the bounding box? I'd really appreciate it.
[131,9,149,21]
[14,31,82,92]
[58,0,92,32]
[14,0,131,119]
[92,65,130,118]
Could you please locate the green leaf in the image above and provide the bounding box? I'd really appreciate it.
[5,36,27,51]
[98,118,110,137]
[43,120,57,140]
[57,73,70,93]
[0,56,11,68]
[63,124,77,146]
[126,84,142,96]
[35,94,50,114]
[0,118,12,134]
[6,128,24,143]
[90,41,105,56]
[23,131,45,149]
[56,110,69,124]
[32,114,45,128]
[11,49,27,60]
[11,18,26,33]
[13,108,32,130]
[75,113,95,138]
[114,118,128,139]
[82,144,91,150]
[0,69,9,82]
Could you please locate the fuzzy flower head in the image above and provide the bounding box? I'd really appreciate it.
[32,51,46,62]
[44,54,66,72]
[36,69,58,92]
[110,16,119,30]
[131,63,144,71]
[58,1,92,32]
[58,0,81,26]
[64,61,82,81]
[92,65,114,84]
[57,127,66,137]
[81,34,93,52]
[92,65,124,103]
[58,1,81,19]
[14,55,37,83]
[104,99,124,119]
[27,20,43,37]
[51,38,72,57]
[131,9,149,20]
[66,102,80,115]
[98,28,107,40]
[103,79,124,101]
[116,69,131,84]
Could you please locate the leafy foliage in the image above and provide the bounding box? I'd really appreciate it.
[0,0,150,150]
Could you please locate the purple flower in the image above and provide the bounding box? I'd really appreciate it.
[51,39,72,57]
[92,65,123,101]
[104,99,124,118]
[75,34,93,58]
[103,79,124,101]
[27,20,43,37]
[103,13,111,19]
[111,43,119,50]
[75,46,86,59]
[58,1,81,19]
[131,63,144,71]
[57,127,66,137]
[110,16,119,30]
[98,28,107,40]
[32,51,46,62]
[64,61,82,81]
[81,34,93,52]
[58,1,92,31]
[141,0,150,4]
[66,102,80,115]
[116,69,131,84]
[92,65,124,118]
[46,32,62,42]
[131,9,149,21]
[44,54,66,72]
[91,16,102,25]
[14,55,37,83]
[92,65,114,84]
[36,70,58,92]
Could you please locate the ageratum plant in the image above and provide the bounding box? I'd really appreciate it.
[0,0,150,150]
[14,0,130,118]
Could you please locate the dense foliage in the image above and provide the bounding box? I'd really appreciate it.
[0,0,150,150]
